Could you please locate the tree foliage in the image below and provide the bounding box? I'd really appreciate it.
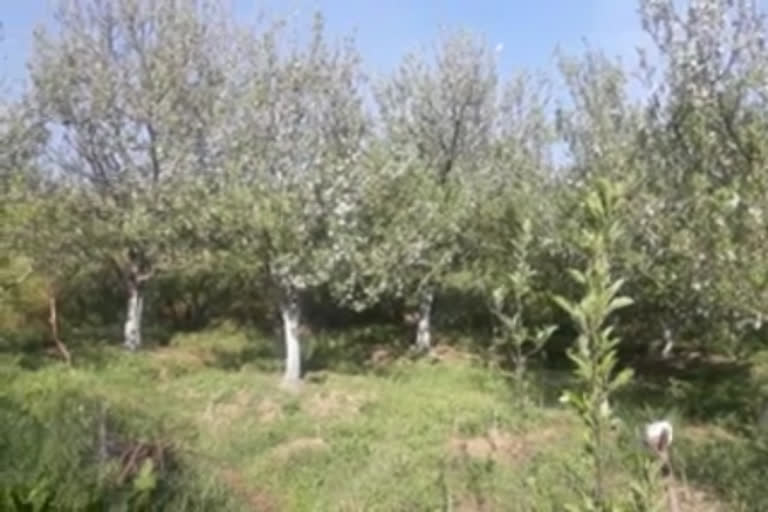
[8,0,768,508]
[3,0,768,381]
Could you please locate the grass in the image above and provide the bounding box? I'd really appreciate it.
[2,325,768,510]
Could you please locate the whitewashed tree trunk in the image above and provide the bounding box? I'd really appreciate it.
[123,283,144,351]
[281,297,302,387]
[415,288,434,351]
[661,324,675,360]
[46,284,71,364]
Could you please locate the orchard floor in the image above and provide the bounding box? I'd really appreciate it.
[2,326,766,511]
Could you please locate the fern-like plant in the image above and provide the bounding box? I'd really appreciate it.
[490,218,556,405]
[554,178,634,511]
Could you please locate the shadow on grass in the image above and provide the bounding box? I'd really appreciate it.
[0,326,112,371]
[303,324,412,376]
[530,331,762,426]
[514,343,765,435]
[677,429,768,510]
[1,321,280,376]
[1,322,412,378]
[617,352,760,427]
[161,324,284,373]
[208,339,280,372]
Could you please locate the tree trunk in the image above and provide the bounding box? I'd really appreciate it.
[415,288,434,351]
[123,282,144,351]
[281,296,302,388]
[661,324,675,360]
[46,285,71,365]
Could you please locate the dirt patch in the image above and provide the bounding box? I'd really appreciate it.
[152,347,205,364]
[672,482,724,512]
[367,345,396,367]
[256,398,283,423]
[150,348,206,379]
[683,424,740,444]
[429,345,478,364]
[304,389,370,419]
[448,426,563,464]
[450,483,722,512]
[220,468,280,511]
[270,437,329,460]
[453,495,497,511]
[202,389,254,430]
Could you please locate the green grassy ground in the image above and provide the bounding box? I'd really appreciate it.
[2,326,766,510]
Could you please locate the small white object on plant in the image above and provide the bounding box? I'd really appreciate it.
[644,420,673,452]
[599,398,611,418]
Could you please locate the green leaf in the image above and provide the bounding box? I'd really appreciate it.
[133,459,157,493]
[534,325,557,344]
[606,295,634,314]
[568,268,587,285]
[606,278,626,299]
[610,368,634,390]
[552,295,584,328]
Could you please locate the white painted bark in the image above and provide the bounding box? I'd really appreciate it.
[281,298,302,387]
[123,285,144,351]
[46,286,71,364]
[661,324,674,359]
[415,289,434,351]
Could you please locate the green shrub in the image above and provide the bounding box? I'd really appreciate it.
[0,367,237,511]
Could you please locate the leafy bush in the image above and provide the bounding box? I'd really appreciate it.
[0,366,236,511]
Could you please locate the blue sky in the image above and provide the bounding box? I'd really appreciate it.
[2,0,651,90]
[238,0,650,73]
